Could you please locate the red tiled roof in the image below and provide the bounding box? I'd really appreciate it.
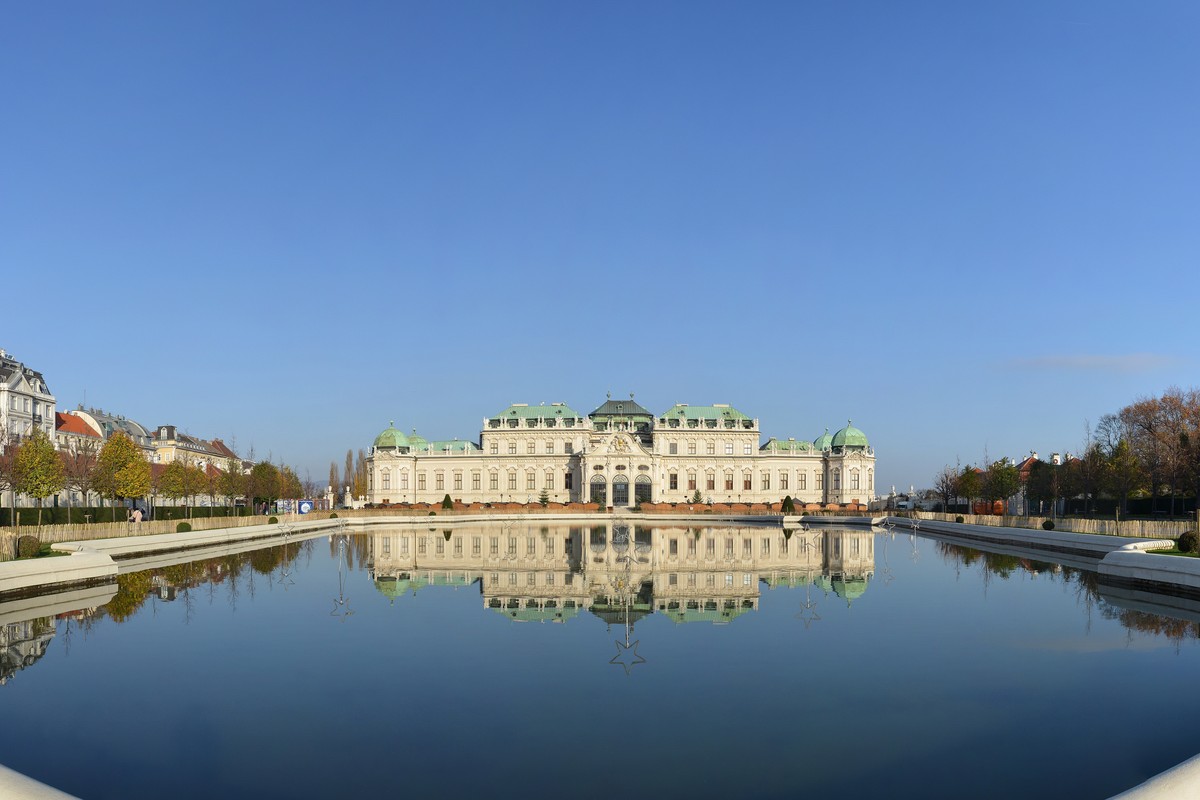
[209,438,238,459]
[56,412,101,438]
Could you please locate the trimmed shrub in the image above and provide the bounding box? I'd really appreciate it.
[1042,519,1055,531]
[441,493,453,510]
[428,511,437,516]
[17,536,41,559]
[1177,530,1198,554]
[176,522,192,533]
[329,512,338,519]
[268,516,279,524]
[955,515,965,523]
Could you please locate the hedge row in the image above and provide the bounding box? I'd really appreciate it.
[0,505,251,526]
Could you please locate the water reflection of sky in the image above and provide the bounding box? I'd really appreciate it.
[2,523,1200,800]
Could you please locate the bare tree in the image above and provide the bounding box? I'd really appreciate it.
[61,438,99,512]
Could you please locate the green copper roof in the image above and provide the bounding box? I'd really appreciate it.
[832,576,869,604]
[831,421,869,449]
[760,437,812,453]
[489,402,584,421]
[813,428,833,451]
[491,604,583,623]
[373,422,409,449]
[421,440,481,453]
[407,430,428,450]
[662,601,753,625]
[659,404,751,421]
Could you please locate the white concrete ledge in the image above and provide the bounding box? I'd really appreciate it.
[1109,752,1200,798]
[886,516,1173,558]
[1100,549,1200,590]
[0,763,80,799]
[0,550,117,596]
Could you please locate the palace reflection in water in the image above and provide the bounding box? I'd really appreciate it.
[366,522,876,626]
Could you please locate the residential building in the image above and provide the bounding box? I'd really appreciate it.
[0,348,56,442]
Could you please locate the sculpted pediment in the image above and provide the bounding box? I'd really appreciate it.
[593,432,652,459]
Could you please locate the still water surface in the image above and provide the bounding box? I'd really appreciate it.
[3,522,1200,799]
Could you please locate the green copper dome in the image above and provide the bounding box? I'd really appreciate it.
[373,422,408,449]
[831,420,868,449]
[813,428,833,451]
[407,430,428,451]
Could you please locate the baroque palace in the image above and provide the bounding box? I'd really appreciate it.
[367,396,875,507]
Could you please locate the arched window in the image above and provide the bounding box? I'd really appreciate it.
[850,469,860,491]
[635,474,652,504]
[832,469,841,490]
[590,475,607,505]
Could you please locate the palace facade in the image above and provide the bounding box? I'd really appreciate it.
[366,396,875,507]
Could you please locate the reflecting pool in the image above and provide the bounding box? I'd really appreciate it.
[3,522,1200,799]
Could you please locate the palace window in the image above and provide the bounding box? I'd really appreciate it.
[545,471,554,489]
[669,538,678,555]
[687,442,696,455]
[527,537,536,556]
[527,441,536,454]
[546,441,554,454]
[669,442,678,455]
[725,473,733,491]
[743,443,752,455]
[743,539,752,556]
[435,538,444,555]
[706,474,715,491]
[725,443,733,455]
[706,442,715,455]
[669,473,678,490]
[508,472,518,490]
[472,537,481,556]
[868,469,874,492]
[490,473,499,491]
[761,472,770,490]
[400,472,409,490]
[508,442,517,455]
[418,538,426,555]
[490,442,499,455]
[780,473,788,491]
[527,472,536,490]
[743,474,752,491]
[381,471,391,491]
[798,472,806,490]
[762,537,770,555]
[436,474,444,491]
[687,474,697,491]
[850,470,860,491]
[490,537,499,556]
[472,472,481,491]
[546,537,555,555]
[454,473,463,491]
[816,472,823,490]
[418,474,426,491]
[400,537,409,554]
[382,537,391,555]
[454,538,462,556]
[832,469,840,490]
[564,442,573,454]
[565,472,573,490]
[706,538,715,557]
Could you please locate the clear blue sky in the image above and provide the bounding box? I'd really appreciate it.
[3,1,1197,493]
